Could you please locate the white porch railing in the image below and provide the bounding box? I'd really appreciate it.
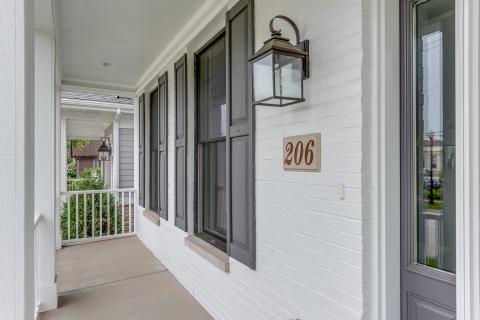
[66,178,87,191]
[60,189,136,245]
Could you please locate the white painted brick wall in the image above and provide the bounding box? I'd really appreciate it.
[137,0,374,319]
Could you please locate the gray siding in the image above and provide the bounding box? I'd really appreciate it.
[119,128,134,188]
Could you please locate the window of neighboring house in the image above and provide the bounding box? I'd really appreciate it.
[432,154,438,169]
[195,31,228,251]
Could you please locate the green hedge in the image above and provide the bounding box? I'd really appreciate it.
[61,192,125,240]
[61,166,131,240]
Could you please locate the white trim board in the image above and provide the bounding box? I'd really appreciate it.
[15,0,36,318]
[456,0,480,319]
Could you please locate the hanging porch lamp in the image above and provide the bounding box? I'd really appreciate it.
[249,15,309,107]
[97,138,111,161]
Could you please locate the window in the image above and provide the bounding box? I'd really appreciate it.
[191,0,255,268]
[413,0,455,273]
[195,32,227,250]
[149,72,168,219]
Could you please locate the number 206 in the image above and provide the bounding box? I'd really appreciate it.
[284,139,315,166]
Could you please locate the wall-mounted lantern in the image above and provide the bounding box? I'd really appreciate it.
[97,137,111,161]
[249,15,309,107]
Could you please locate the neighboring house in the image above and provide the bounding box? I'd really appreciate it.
[71,140,102,177]
[61,92,134,190]
[118,128,134,188]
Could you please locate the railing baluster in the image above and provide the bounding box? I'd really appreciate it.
[114,193,118,235]
[99,192,103,237]
[107,192,110,235]
[75,194,79,239]
[62,189,136,244]
[67,194,71,240]
[83,192,87,238]
[128,191,132,233]
[91,192,95,238]
[122,192,125,234]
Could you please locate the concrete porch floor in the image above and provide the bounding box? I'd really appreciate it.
[40,237,213,320]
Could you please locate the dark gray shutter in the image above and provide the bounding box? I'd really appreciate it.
[158,72,168,220]
[175,55,187,230]
[149,89,159,213]
[139,93,145,207]
[226,0,255,269]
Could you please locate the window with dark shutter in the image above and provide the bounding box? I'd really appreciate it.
[193,0,255,268]
[226,0,255,269]
[149,73,168,220]
[195,31,228,251]
[175,55,188,231]
[139,93,145,207]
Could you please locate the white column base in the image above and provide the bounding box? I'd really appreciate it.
[38,283,58,312]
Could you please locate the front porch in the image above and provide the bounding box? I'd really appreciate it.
[40,237,213,320]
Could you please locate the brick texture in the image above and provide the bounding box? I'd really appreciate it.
[137,0,373,319]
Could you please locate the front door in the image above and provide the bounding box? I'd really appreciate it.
[401,0,456,319]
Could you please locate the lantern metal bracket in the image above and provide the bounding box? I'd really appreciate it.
[269,15,310,79]
[101,137,111,149]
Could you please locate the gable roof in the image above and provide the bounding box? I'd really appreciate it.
[72,140,103,157]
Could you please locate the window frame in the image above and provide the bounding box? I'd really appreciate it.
[194,29,228,252]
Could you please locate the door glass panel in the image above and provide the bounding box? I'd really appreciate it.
[414,0,455,273]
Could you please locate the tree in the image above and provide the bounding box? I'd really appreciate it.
[68,139,89,160]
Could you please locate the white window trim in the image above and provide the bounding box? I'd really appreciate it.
[456,0,480,319]
[371,0,401,318]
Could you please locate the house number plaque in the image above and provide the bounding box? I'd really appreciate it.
[283,133,321,171]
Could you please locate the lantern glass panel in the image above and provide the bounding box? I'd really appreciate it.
[98,151,110,161]
[253,53,273,102]
[273,53,302,99]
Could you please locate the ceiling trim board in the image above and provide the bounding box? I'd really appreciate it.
[61,104,134,115]
[61,98,133,111]
[134,0,232,93]
[61,84,136,98]
[62,78,136,94]
[53,0,63,82]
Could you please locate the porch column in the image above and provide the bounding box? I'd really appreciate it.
[0,0,35,318]
[34,30,58,312]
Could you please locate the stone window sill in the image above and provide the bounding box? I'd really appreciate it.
[143,210,160,226]
[185,235,229,273]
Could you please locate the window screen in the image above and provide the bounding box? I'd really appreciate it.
[196,32,227,249]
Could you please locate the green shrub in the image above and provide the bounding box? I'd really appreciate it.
[423,187,442,200]
[67,160,77,179]
[426,256,439,268]
[62,166,132,240]
[61,192,123,239]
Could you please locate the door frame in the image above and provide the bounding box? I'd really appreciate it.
[400,1,457,318]
[372,0,478,319]
[393,0,479,320]
[373,0,401,318]
[454,0,480,319]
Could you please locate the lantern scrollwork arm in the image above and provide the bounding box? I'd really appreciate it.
[269,15,301,44]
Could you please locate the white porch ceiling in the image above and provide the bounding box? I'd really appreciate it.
[59,0,208,91]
